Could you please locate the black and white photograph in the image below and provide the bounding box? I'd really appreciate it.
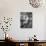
[20,12,32,28]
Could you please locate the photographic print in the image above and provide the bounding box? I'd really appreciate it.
[20,12,32,28]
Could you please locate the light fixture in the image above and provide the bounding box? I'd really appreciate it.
[29,0,43,8]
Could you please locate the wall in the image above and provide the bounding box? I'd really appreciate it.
[0,0,46,40]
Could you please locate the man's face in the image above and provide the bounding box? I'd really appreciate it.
[22,15,29,24]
